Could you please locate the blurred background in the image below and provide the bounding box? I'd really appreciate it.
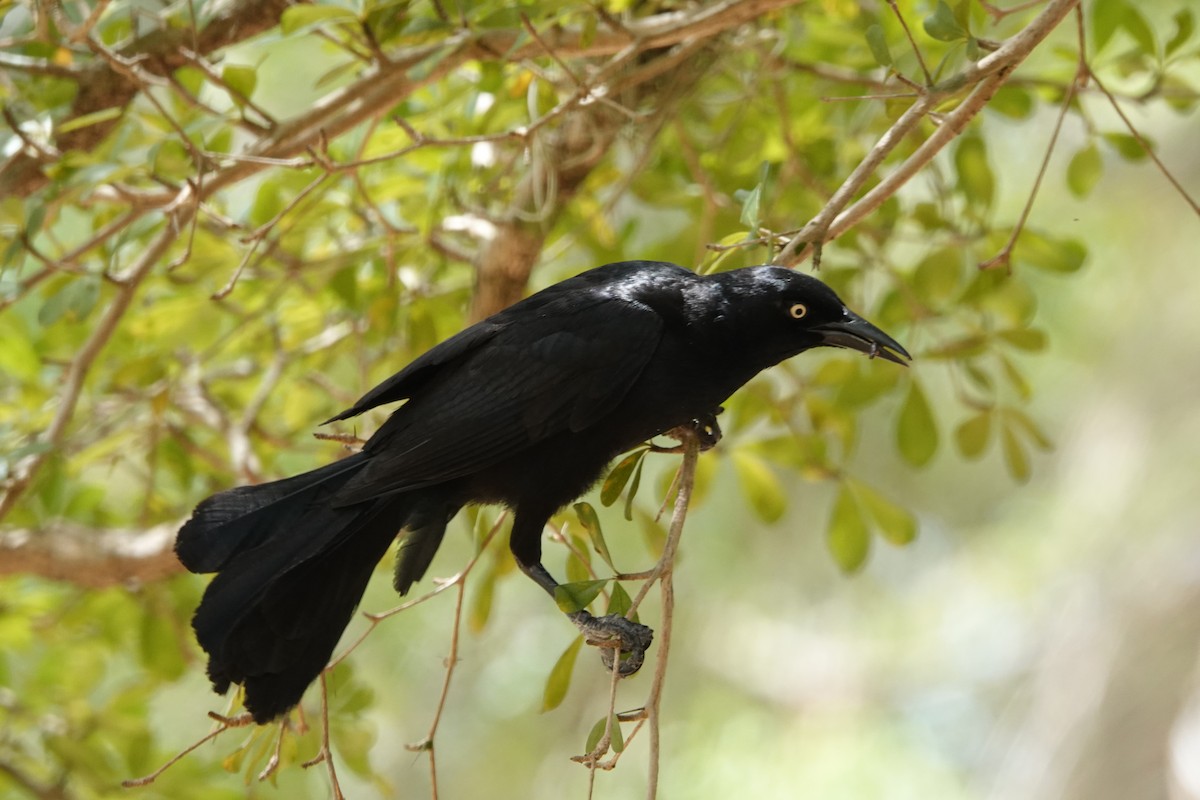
[1,2,1198,798]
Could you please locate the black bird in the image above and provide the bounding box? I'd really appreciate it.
[176,260,909,722]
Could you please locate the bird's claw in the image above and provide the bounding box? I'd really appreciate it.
[693,407,723,451]
[656,407,723,454]
[569,611,654,676]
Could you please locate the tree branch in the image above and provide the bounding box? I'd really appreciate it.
[776,0,1081,266]
[0,520,183,588]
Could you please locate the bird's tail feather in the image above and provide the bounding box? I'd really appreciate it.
[177,452,412,722]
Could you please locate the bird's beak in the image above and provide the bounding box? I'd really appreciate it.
[812,311,911,366]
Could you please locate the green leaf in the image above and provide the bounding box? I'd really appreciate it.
[738,162,771,229]
[222,64,257,105]
[988,86,1034,119]
[1092,0,1126,52]
[854,482,917,546]
[1018,230,1087,274]
[924,0,968,42]
[584,714,624,754]
[468,559,496,633]
[541,635,583,712]
[38,276,101,326]
[1066,143,1103,198]
[999,353,1032,400]
[280,5,357,35]
[827,485,870,573]
[896,380,938,467]
[865,24,893,67]
[573,502,614,571]
[56,106,123,135]
[731,451,787,523]
[1102,132,1151,162]
[954,134,994,208]
[554,580,607,614]
[1005,408,1053,451]
[955,411,992,459]
[997,327,1047,351]
[1119,5,1156,55]
[1166,9,1195,56]
[913,246,962,308]
[606,582,636,622]
[1000,423,1030,483]
[623,454,644,522]
[601,450,643,507]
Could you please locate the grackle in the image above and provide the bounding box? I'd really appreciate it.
[176,260,910,722]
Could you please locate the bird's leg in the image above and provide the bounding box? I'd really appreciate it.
[510,512,653,676]
[651,406,724,453]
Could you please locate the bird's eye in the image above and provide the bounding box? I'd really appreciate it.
[788,303,808,319]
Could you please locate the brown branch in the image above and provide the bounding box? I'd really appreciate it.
[776,0,1081,267]
[0,520,184,588]
[1,0,291,197]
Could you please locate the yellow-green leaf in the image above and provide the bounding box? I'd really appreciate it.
[955,411,992,459]
[280,5,357,35]
[573,501,613,570]
[896,380,938,467]
[601,450,643,507]
[554,580,607,614]
[541,635,583,712]
[1001,424,1030,483]
[731,451,787,523]
[865,24,892,67]
[855,482,917,546]
[827,485,870,573]
[222,64,257,104]
[1066,143,1102,198]
[955,135,994,208]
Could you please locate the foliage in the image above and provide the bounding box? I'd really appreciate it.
[0,0,1196,797]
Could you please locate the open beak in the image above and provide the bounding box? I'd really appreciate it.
[812,310,911,366]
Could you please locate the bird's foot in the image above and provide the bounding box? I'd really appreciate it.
[569,611,654,676]
[655,407,724,453]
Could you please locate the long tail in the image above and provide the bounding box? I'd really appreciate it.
[177,452,420,723]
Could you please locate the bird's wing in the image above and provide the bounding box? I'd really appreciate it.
[332,295,664,504]
[322,321,505,424]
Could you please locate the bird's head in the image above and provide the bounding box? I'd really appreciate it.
[713,266,911,366]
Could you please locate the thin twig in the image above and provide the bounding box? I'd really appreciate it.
[980,6,1086,271]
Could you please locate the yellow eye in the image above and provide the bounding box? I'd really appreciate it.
[788,303,808,319]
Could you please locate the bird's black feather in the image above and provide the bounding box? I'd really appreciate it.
[177,260,909,721]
